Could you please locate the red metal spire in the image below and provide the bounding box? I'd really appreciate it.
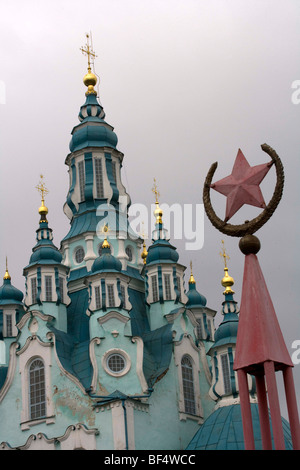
[203,145,300,450]
[233,235,300,450]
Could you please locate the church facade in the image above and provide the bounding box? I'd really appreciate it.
[0,38,293,450]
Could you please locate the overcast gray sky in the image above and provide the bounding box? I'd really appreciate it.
[0,0,299,418]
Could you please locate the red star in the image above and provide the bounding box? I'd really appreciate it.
[211,149,272,222]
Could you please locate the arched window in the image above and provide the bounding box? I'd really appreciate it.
[181,355,196,415]
[125,246,133,262]
[29,359,46,420]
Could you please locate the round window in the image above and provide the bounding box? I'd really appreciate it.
[107,353,126,374]
[125,246,133,262]
[74,246,85,264]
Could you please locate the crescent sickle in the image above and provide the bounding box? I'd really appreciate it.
[202,143,284,237]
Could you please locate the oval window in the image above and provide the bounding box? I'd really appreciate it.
[74,246,85,264]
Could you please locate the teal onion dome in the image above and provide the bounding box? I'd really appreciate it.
[146,240,179,266]
[69,125,118,153]
[213,310,239,348]
[26,221,63,268]
[186,281,207,308]
[0,278,23,306]
[91,245,122,273]
[29,246,63,265]
[213,284,240,348]
[69,94,118,153]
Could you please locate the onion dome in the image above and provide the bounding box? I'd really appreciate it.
[146,179,179,266]
[0,265,23,306]
[212,253,239,348]
[83,69,97,96]
[25,179,63,269]
[146,239,179,266]
[91,239,122,274]
[69,117,118,153]
[70,34,118,153]
[28,212,62,266]
[141,241,148,265]
[185,264,207,308]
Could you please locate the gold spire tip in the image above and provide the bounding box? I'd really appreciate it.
[101,224,110,248]
[152,178,163,224]
[80,33,98,95]
[3,256,11,280]
[189,260,196,284]
[36,175,49,223]
[140,222,148,264]
[220,240,234,294]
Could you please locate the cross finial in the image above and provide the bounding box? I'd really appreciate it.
[80,33,97,72]
[220,239,230,268]
[36,174,49,204]
[101,224,110,248]
[152,178,160,204]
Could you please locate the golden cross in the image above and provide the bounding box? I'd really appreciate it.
[140,221,147,240]
[190,260,193,273]
[152,178,160,203]
[36,174,49,203]
[80,33,97,71]
[220,239,230,268]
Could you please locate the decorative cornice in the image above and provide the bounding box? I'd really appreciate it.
[97,310,130,325]
[16,334,53,356]
[17,309,55,331]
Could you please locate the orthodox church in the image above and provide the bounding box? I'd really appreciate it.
[0,37,293,450]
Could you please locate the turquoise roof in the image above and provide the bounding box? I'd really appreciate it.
[24,220,63,270]
[210,293,239,350]
[70,124,118,153]
[91,245,122,273]
[186,282,207,308]
[146,239,179,266]
[186,403,293,450]
[0,278,23,306]
[69,94,118,153]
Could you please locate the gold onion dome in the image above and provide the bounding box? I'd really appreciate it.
[38,200,48,219]
[221,267,235,295]
[83,70,97,95]
[154,203,163,225]
[81,33,98,95]
[220,240,234,295]
[141,242,148,264]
